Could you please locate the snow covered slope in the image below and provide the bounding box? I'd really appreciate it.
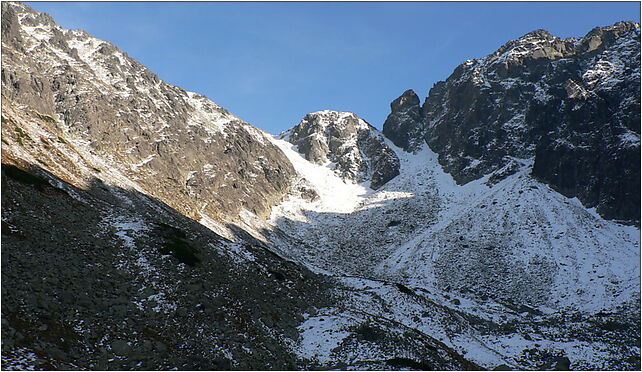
[265,128,640,369]
[270,134,371,214]
[270,134,639,312]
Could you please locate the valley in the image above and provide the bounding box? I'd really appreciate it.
[1,2,640,370]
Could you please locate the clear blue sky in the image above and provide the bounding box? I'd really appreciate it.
[27,1,640,134]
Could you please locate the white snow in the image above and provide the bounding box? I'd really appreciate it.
[131,154,155,168]
[184,91,233,137]
[296,308,353,364]
[1,347,38,371]
[582,59,616,88]
[146,291,178,313]
[21,25,53,41]
[269,135,371,215]
[102,214,149,250]
[618,129,640,148]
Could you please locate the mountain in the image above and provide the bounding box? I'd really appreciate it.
[2,2,640,370]
[281,110,400,189]
[1,3,474,370]
[264,21,640,370]
[1,1,295,225]
[1,2,334,369]
[384,22,641,223]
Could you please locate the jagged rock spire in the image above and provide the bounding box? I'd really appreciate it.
[382,89,424,151]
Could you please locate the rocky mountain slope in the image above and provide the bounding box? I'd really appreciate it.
[1,153,331,370]
[1,1,295,224]
[1,102,474,370]
[1,3,330,368]
[384,22,641,223]
[259,22,640,370]
[282,110,400,189]
[265,138,639,370]
[2,2,640,370]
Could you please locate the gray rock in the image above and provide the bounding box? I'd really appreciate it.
[382,89,424,151]
[382,21,640,223]
[111,339,131,356]
[284,110,400,189]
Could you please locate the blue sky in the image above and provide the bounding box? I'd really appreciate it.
[27,1,640,134]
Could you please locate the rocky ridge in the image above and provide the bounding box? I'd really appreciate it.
[1,1,296,224]
[383,21,641,223]
[282,110,400,189]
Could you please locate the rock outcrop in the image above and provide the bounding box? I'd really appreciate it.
[283,110,400,189]
[382,89,423,150]
[383,21,641,223]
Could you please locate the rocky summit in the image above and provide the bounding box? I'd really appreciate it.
[2,2,640,371]
[282,110,400,190]
[384,21,641,223]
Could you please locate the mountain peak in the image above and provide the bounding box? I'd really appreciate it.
[390,89,420,112]
[601,20,640,32]
[283,110,400,189]
[383,90,424,151]
[1,0,299,222]
[520,28,554,39]
[487,28,573,67]
[382,20,640,222]
[301,110,370,130]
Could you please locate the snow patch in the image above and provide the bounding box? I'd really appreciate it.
[296,308,353,364]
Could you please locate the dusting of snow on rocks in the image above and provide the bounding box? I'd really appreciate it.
[267,128,639,369]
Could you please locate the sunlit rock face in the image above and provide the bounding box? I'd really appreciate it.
[283,110,400,189]
[1,1,297,222]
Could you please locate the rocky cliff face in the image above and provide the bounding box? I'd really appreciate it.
[283,110,400,189]
[383,22,640,223]
[382,89,424,150]
[1,2,296,222]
